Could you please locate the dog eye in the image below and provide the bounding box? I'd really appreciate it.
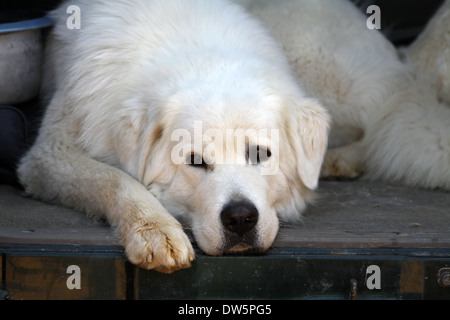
[248,145,271,164]
[257,146,272,163]
[188,152,208,169]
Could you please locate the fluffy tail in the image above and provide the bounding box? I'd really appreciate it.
[361,80,450,190]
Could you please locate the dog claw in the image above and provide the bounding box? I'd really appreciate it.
[123,219,195,273]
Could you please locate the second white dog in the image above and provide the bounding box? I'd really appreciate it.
[240,0,450,191]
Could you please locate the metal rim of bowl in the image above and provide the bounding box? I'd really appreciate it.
[0,11,54,34]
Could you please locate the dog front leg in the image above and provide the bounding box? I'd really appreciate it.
[17,142,194,273]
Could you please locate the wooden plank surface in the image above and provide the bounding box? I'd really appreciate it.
[275,180,450,248]
[0,227,120,246]
[1,180,449,249]
[5,255,127,300]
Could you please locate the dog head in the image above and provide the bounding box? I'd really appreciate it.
[115,84,329,255]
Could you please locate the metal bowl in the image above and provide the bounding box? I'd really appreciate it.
[0,11,53,105]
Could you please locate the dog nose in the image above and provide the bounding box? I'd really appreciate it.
[221,201,258,236]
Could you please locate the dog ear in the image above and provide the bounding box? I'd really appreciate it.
[112,96,166,181]
[288,98,329,190]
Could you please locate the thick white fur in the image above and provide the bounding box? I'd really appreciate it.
[404,0,450,105]
[18,0,329,272]
[239,0,450,191]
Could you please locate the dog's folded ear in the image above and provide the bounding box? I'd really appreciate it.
[288,98,330,190]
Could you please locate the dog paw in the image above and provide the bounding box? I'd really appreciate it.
[123,221,195,273]
[320,145,362,180]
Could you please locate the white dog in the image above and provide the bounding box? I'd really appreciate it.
[240,0,450,190]
[18,0,329,273]
[19,0,449,274]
